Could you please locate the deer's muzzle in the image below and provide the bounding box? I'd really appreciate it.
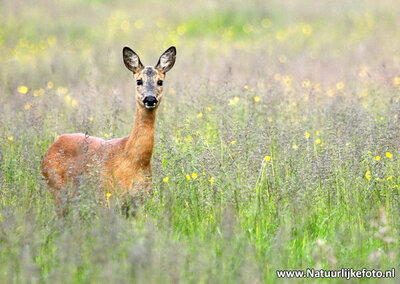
[143,96,158,109]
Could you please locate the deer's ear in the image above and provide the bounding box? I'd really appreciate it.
[155,46,176,73]
[123,47,144,73]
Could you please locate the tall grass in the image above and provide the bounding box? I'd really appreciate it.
[0,0,399,282]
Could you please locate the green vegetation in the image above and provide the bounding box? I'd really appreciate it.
[0,0,399,282]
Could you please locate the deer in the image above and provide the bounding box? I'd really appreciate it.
[41,46,176,215]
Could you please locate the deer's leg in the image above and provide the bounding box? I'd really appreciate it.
[46,172,69,216]
[42,158,70,216]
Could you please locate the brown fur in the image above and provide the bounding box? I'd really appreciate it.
[41,46,176,214]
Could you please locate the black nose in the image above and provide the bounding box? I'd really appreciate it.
[143,96,158,108]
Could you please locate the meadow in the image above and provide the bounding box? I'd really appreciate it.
[0,0,400,282]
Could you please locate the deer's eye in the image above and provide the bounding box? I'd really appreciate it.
[157,80,163,86]
[137,79,143,86]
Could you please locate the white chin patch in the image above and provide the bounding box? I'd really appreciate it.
[145,104,156,109]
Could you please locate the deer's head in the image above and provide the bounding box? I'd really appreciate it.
[123,46,176,110]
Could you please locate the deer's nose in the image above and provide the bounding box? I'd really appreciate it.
[143,96,158,109]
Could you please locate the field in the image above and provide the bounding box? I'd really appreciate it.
[1,0,400,282]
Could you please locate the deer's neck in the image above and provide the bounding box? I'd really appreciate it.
[125,105,157,167]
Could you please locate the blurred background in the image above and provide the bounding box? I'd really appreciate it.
[2,0,400,88]
[0,0,399,283]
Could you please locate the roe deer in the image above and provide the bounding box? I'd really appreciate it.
[41,46,176,214]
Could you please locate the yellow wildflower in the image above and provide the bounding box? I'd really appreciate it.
[106,192,112,208]
[264,156,271,162]
[176,25,187,35]
[387,176,393,181]
[244,85,249,89]
[71,99,78,108]
[231,140,237,145]
[305,132,310,139]
[88,117,94,122]
[191,173,198,179]
[365,170,371,180]
[386,152,392,158]
[33,88,45,97]
[197,113,203,118]
[254,96,260,102]
[47,37,56,46]
[292,144,298,150]
[315,138,321,144]
[8,136,14,141]
[57,87,68,94]
[120,20,130,31]
[359,70,367,78]
[375,156,381,161]
[261,18,271,28]
[302,24,312,35]
[18,86,28,94]
[336,82,345,90]
[228,97,240,106]
[206,107,212,112]
[302,80,311,88]
[64,95,71,103]
[163,177,169,183]
[275,30,286,41]
[47,81,54,89]
[326,89,335,97]
[209,177,215,183]
[186,174,191,180]
[24,103,31,110]
[282,76,292,86]
[393,77,400,86]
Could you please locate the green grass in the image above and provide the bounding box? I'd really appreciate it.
[0,0,400,283]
